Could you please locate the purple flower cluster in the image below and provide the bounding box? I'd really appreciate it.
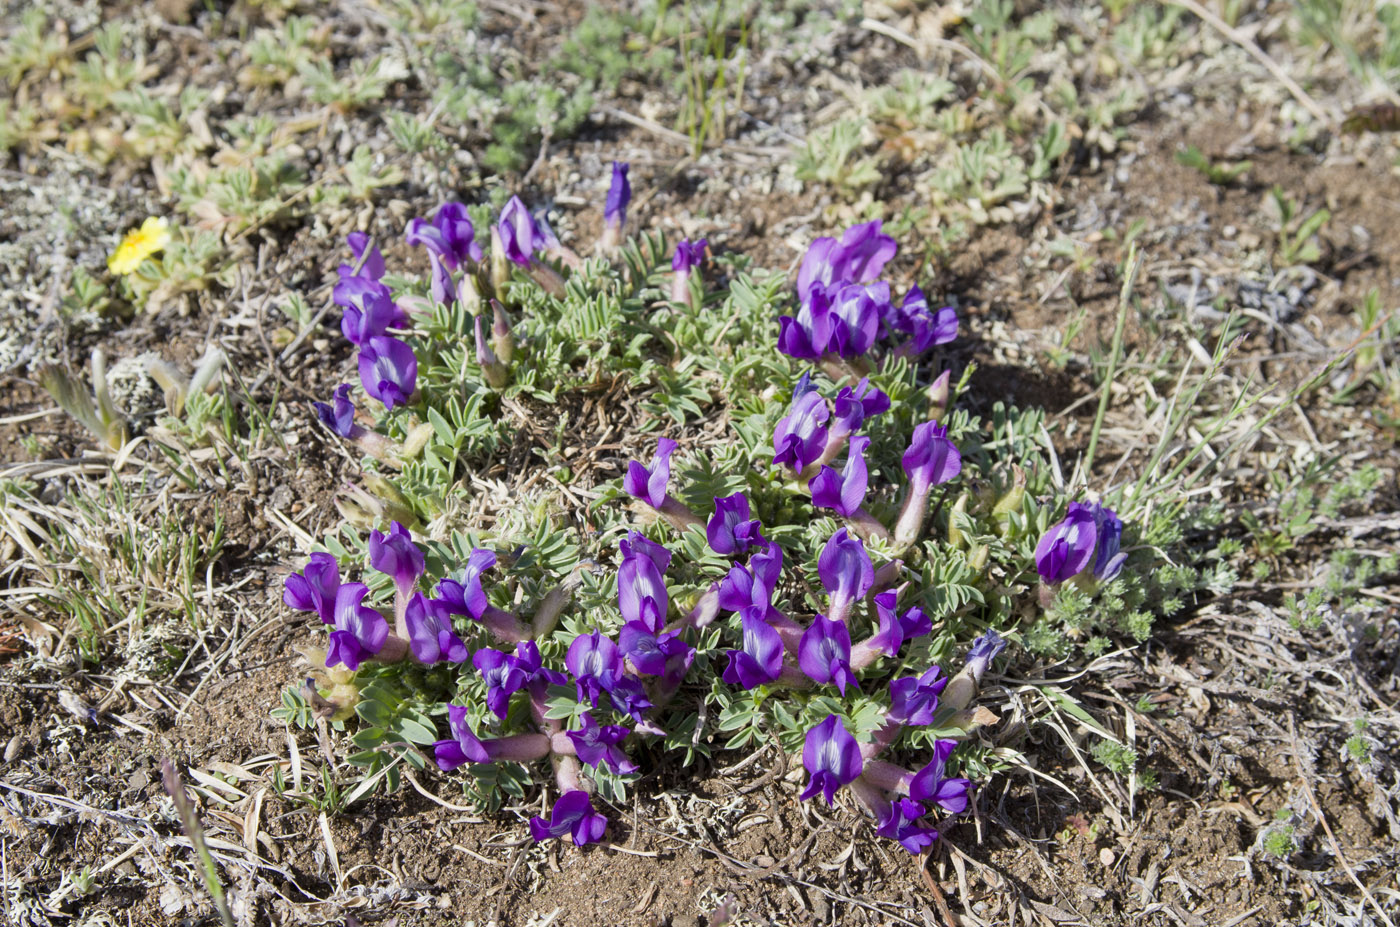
[284,522,514,673]
[284,554,388,671]
[323,192,547,417]
[795,635,1005,854]
[778,221,957,361]
[406,202,483,270]
[773,373,893,475]
[561,531,696,722]
[1035,500,1126,585]
[331,233,418,411]
[288,172,1022,859]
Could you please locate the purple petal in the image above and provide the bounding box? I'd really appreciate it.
[903,421,961,493]
[604,161,631,228]
[358,336,417,410]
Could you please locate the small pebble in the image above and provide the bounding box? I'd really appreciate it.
[58,690,96,724]
[3,735,21,762]
[1100,847,1116,867]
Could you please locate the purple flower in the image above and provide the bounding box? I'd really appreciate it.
[313,384,356,438]
[716,542,784,613]
[406,202,483,270]
[433,704,493,770]
[799,614,858,695]
[617,532,671,634]
[529,790,607,846]
[566,631,623,707]
[909,740,972,814]
[877,799,938,854]
[434,549,496,621]
[608,676,653,721]
[1034,502,1099,585]
[722,608,785,689]
[429,250,455,307]
[658,633,696,690]
[567,712,637,774]
[671,238,708,275]
[340,231,385,280]
[474,648,527,718]
[707,493,765,557]
[800,714,863,805]
[717,561,765,613]
[513,640,568,688]
[1089,503,1126,580]
[830,220,898,287]
[889,286,957,352]
[534,210,561,252]
[619,622,691,676]
[817,528,874,618]
[284,552,340,624]
[777,292,834,360]
[830,379,889,440]
[671,238,707,302]
[825,282,887,358]
[796,237,841,304]
[604,161,630,229]
[869,589,932,658]
[435,202,485,265]
[889,666,949,726]
[623,438,676,509]
[964,630,1006,682]
[326,583,389,670]
[903,421,961,494]
[337,278,403,346]
[809,435,870,518]
[773,383,830,471]
[358,336,417,410]
[368,521,424,594]
[498,196,546,266]
[796,220,897,301]
[405,592,468,665]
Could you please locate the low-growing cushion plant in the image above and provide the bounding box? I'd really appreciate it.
[278,164,1204,851]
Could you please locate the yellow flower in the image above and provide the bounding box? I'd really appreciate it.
[107,217,172,275]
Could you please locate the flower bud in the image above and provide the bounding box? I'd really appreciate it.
[993,464,1026,534]
[490,226,511,297]
[925,369,951,421]
[475,314,510,389]
[363,474,414,518]
[491,299,515,365]
[401,422,434,460]
[458,268,483,316]
[947,492,970,549]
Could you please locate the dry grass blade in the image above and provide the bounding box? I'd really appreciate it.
[1166,0,1334,127]
[160,760,235,927]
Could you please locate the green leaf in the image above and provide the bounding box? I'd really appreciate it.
[427,406,456,446]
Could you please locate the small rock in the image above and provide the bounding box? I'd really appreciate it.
[1100,847,1116,867]
[58,690,96,723]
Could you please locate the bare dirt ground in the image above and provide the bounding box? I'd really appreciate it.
[1,1,1398,925]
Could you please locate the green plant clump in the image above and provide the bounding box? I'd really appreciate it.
[264,171,1210,854]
